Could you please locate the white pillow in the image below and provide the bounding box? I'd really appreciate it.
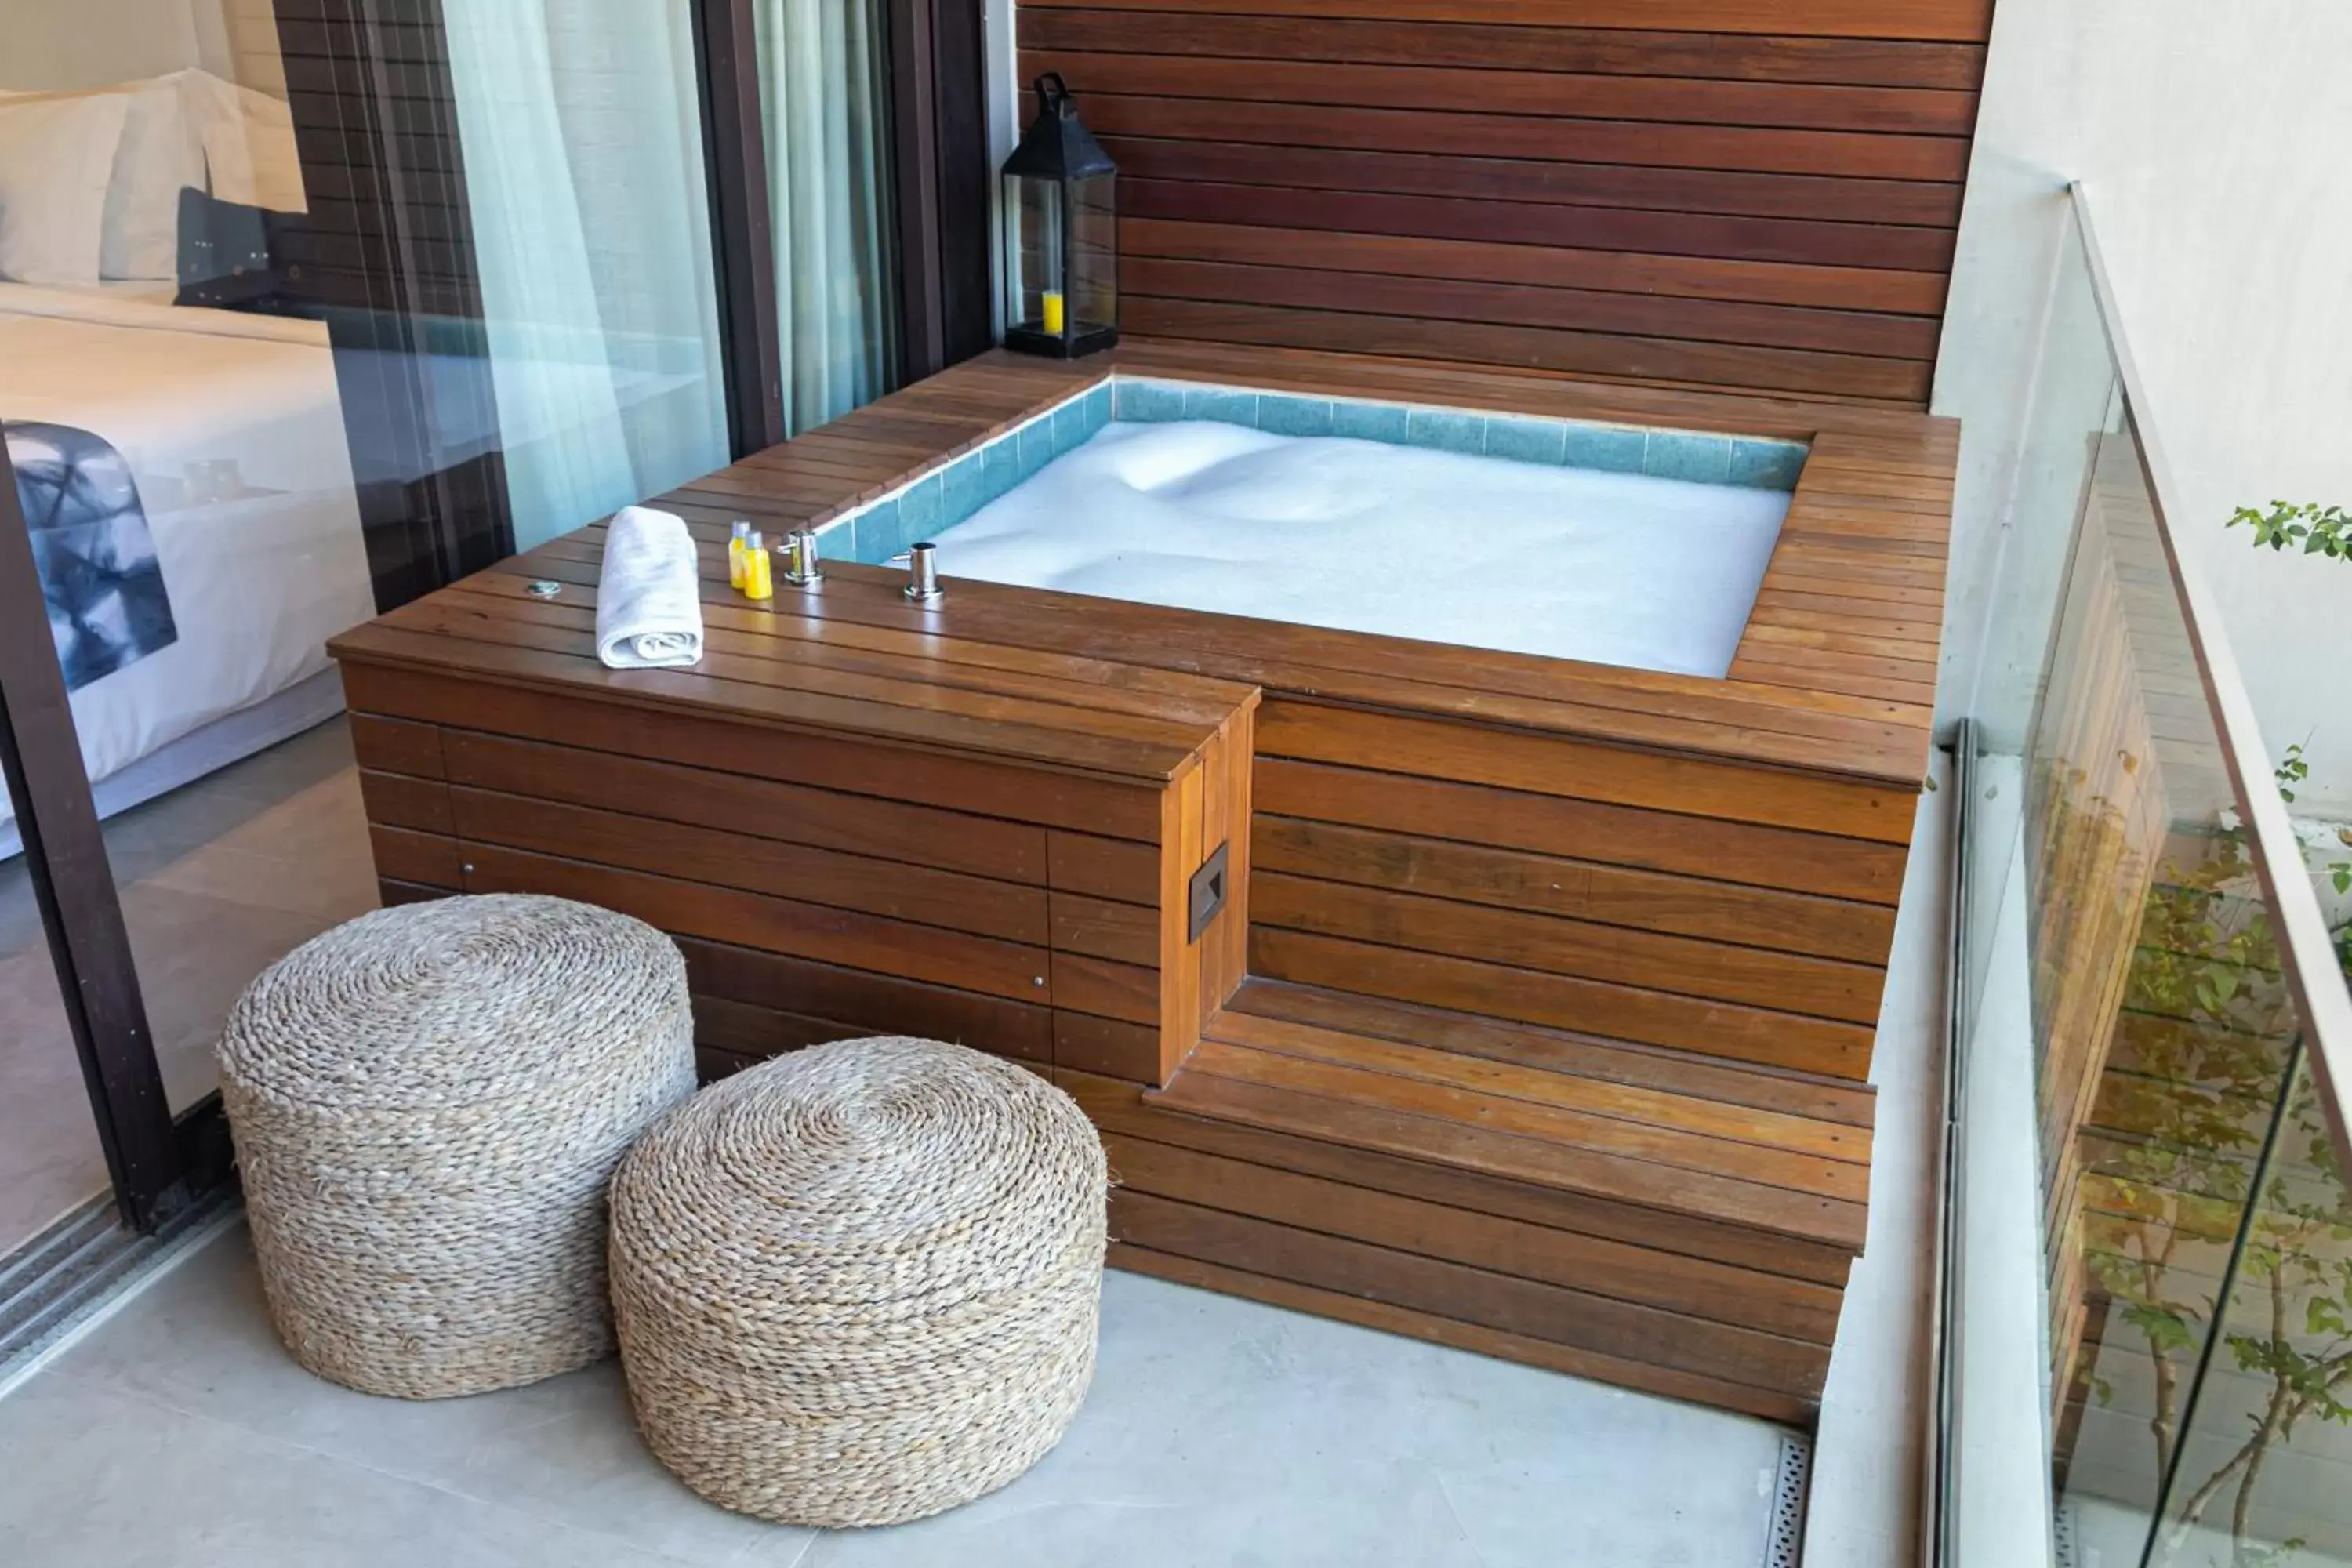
[180,71,307,213]
[0,93,130,285]
[103,79,208,279]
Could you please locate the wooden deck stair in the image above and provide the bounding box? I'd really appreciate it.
[1074,978,1875,1424]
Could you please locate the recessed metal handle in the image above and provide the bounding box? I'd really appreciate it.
[1187,840,1230,943]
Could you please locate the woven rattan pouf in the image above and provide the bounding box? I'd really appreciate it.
[217,893,697,1399]
[609,1036,1109,1527]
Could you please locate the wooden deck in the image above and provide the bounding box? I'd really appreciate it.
[332,342,1954,1424]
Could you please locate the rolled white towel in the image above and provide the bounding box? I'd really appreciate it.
[596,506,705,670]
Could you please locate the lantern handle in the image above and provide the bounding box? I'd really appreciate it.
[1032,72,1073,120]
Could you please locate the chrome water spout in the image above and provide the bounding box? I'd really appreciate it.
[902,541,943,604]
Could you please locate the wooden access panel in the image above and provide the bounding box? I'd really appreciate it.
[334,629,1258,1090]
[1016,0,1991,405]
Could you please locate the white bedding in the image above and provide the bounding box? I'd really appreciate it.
[2,281,375,840]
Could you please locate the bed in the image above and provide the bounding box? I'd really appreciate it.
[2,74,375,857]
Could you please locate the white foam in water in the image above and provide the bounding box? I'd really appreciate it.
[927,419,1791,678]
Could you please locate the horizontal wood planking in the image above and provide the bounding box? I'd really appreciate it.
[1109,1189,1830,1395]
[1253,814,1896,962]
[1065,1065,1858,1284]
[356,768,452,837]
[691,993,879,1060]
[1254,758,1909,905]
[1125,219,1948,318]
[1087,100,1971,184]
[1018,0,1985,403]
[1228,979,1875,1127]
[1109,1242,1813,1423]
[1123,296,1934,403]
[446,786,1053,947]
[1102,140,1964,229]
[679,937,1055,1065]
[336,660,1168,840]
[1177,1022,1864,1210]
[1121,252,1943,361]
[1023,53,1976,135]
[459,842,1054,1003]
[1253,926,1876,1079]
[343,709,1213,1083]
[348,713,445,779]
[1021,9,1987,85]
[1205,1006,1869,1167]
[1018,0,1996,43]
[1102,1131,1842,1343]
[1151,1039,1865,1245]
[439,729,1050,884]
[1256,700,1919,844]
[368,823,460,888]
[1250,869,1887,1024]
[1117,180,1955,273]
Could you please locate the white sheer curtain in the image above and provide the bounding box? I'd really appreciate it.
[757,0,895,433]
[441,0,729,550]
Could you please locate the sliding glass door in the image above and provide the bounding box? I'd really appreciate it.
[2,0,920,1244]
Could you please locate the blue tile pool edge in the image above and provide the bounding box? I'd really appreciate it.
[811,379,1114,564]
[808,373,1809,565]
[1113,376,1810,494]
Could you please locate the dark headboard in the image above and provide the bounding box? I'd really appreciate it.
[1018,0,1993,407]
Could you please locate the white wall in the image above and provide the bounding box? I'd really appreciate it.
[1936,0,2352,815]
[0,0,286,97]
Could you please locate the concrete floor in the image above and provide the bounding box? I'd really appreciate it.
[0,718,378,1252]
[0,1219,1796,1567]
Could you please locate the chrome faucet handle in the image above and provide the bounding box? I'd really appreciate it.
[780,528,822,587]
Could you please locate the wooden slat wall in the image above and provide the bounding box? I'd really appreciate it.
[336,557,1261,1089]
[1018,0,1991,405]
[1247,695,1904,1082]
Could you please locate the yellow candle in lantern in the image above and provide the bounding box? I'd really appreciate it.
[1042,290,1065,335]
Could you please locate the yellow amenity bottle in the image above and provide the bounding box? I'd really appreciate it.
[1042,290,1065,336]
[743,530,773,601]
[728,519,751,589]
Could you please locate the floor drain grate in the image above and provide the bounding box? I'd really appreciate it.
[1766,1430,1810,1567]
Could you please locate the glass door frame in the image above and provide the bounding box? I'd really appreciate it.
[0,459,232,1236]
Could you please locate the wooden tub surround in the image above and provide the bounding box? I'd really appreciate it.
[332,343,1954,1427]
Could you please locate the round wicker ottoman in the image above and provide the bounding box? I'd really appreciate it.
[217,893,697,1399]
[609,1036,1109,1527]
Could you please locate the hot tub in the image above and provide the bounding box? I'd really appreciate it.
[931,418,1791,680]
[826,378,1810,681]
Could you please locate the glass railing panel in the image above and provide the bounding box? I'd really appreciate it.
[2150,1040,2352,1566]
[1945,186,2352,1568]
[2033,409,2307,1566]
[1956,200,2123,1040]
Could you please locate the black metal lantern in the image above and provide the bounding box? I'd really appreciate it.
[1001,74,1117,358]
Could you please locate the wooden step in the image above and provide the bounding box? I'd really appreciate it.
[1103,978,1878,1419]
[1149,982,1872,1252]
